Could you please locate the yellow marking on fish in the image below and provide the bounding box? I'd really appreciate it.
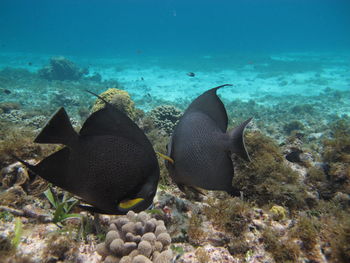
[118,198,144,209]
[156,152,174,164]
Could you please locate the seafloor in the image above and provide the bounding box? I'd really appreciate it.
[0,52,349,263]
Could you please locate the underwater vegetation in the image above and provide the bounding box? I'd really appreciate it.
[323,118,350,195]
[233,131,311,210]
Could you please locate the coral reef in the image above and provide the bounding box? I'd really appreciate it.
[38,56,88,81]
[149,105,182,135]
[96,211,173,262]
[91,88,141,121]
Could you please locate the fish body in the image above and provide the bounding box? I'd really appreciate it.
[187,72,195,77]
[166,85,251,195]
[21,98,159,214]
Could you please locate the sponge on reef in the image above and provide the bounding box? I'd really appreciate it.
[96,211,173,263]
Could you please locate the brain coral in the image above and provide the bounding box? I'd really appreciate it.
[91,88,138,121]
[150,105,182,135]
[97,211,173,263]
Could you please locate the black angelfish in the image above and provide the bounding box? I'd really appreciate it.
[17,93,159,214]
[164,84,251,196]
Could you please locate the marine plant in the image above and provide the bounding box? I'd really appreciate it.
[283,120,305,135]
[0,211,14,222]
[187,213,205,245]
[0,217,23,258]
[11,217,23,249]
[262,227,300,263]
[202,193,251,255]
[44,186,80,224]
[233,131,309,210]
[316,118,350,200]
[42,231,79,262]
[330,216,350,262]
[291,215,318,251]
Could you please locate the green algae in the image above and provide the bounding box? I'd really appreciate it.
[331,216,350,263]
[188,213,205,246]
[233,131,310,210]
[204,195,251,237]
[292,215,319,251]
[283,120,305,135]
[43,232,79,263]
[262,227,300,263]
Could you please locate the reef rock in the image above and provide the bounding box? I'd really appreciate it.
[38,56,88,81]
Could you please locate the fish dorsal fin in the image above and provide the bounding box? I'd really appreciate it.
[229,117,252,161]
[79,103,150,149]
[34,107,78,147]
[185,84,231,132]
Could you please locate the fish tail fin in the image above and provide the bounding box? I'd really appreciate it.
[34,107,78,146]
[229,117,252,161]
[11,154,37,182]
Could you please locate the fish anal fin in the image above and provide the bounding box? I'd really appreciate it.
[35,107,78,147]
[34,147,71,189]
[229,117,252,161]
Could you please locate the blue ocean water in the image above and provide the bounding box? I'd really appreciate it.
[1,0,349,56]
[0,0,349,107]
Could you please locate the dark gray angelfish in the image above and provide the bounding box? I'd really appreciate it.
[164,84,252,196]
[15,92,159,214]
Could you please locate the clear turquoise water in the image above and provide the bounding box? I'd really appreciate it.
[1,0,349,56]
[0,0,349,112]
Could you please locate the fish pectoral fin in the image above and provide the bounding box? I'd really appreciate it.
[156,152,174,164]
[118,198,144,210]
